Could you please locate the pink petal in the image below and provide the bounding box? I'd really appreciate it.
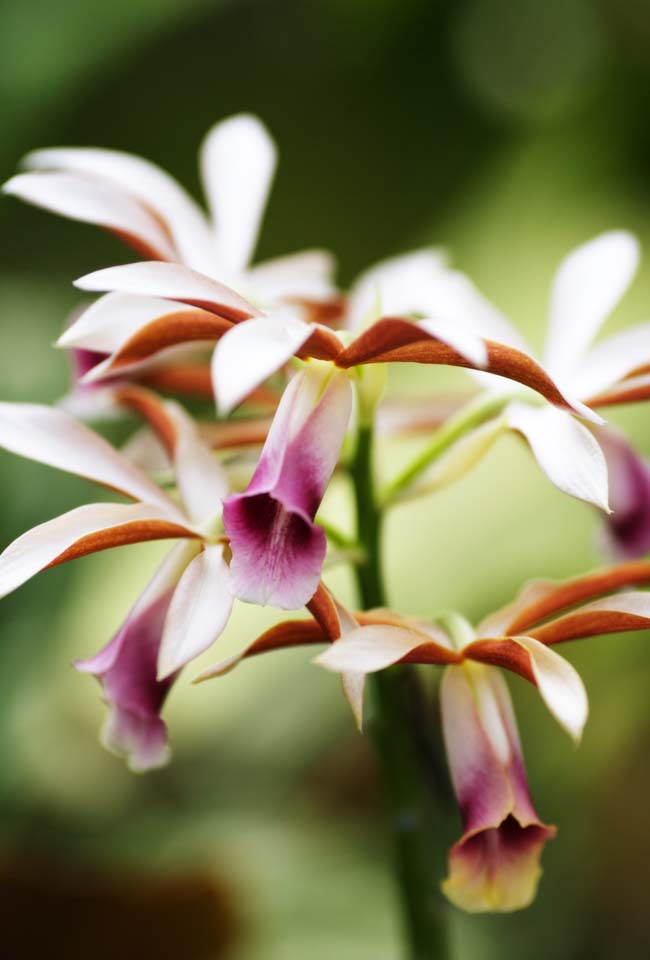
[76,541,197,770]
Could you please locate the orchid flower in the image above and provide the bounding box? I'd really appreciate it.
[0,394,234,768]
[3,113,335,308]
[223,360,354,608]
[4,129,596,423]
[54,247,600,437]
[196,562,650,910]
[386,231,650,514]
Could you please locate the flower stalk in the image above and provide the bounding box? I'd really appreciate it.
[351,422,452,960]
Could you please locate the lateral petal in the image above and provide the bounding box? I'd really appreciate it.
[3,172,177,261]
[200,114,277,275]
[544,231,640,381]
[158,543,233,678]
[507,403,609,511]
[0,501,195,599]
[22,145,214,272]
[247,249,336,304]
[0,402,177,510]
[75,262,260,321]
[212,315,313,414]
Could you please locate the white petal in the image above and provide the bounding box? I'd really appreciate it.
[201,114,277,275]
[158,543,233,678]
[511,636,588,742]
[58,292,191,354]
[163,401,229,522]
[74,261,260,320]
[314,625,433,673]
[0,403,177,511]
[3,172,177,261]
[212,315,312,414]
[507,403,609,511]
[121,427,171,476]
[573,322,650,399]
[247,249,337,304]
[417,318,488,368]
[544,231,640,380]
[347,250,529,353]
[0,501,188,599]
[22,146,214,273]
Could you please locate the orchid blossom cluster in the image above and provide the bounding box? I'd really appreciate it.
[4,114,650,921]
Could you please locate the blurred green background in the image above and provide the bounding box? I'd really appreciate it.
[2,0,650,957]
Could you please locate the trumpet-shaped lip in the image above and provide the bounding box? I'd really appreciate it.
[75,589,177,772]
[440,664,555,913]
[444,817,555,913]
[223,492,327,609]
[223,366,353,609]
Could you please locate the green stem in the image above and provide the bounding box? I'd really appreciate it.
[381,391,515,505]
[351,423,452,960]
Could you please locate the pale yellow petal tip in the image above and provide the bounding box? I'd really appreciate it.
[441,863,543,914]
[191,655,241,684]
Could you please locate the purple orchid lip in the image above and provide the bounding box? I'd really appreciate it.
[75,590,177,772]
[440,663,555,912]
[71,346,110,383]
[224,365,352,609]
[599,429,650,560]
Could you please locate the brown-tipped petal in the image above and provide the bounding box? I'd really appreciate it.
[115,385,179,457]
[307,582,343,640]
[114,388,228,522]
[463,639,537,685]
[485,561,650,636]
[587,373,650,409]
[338,319,598,420]
[296,324,344,362]
[527,592,650,646]
[466,636,588,741]
[86,309,232,380]
[198,419,272,451]
[138,364,215,398]
[296,296,347,329]
[194,618,328,682]
[75,262,259,321]
[0,501,197,600]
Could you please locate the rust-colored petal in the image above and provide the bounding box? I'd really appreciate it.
[338,318,588,416]
[115,385,178,457]
[138,364,215,398]
[502,561,650,635]
[48,518,198,567]
[92,309,233,378]
[296,296,347,329]
[199,419,272,450]
[587,373,650,409]
[463,639,537,684]
[307,581,343,639]
[528,602,650,646]
[296,324,344,362]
